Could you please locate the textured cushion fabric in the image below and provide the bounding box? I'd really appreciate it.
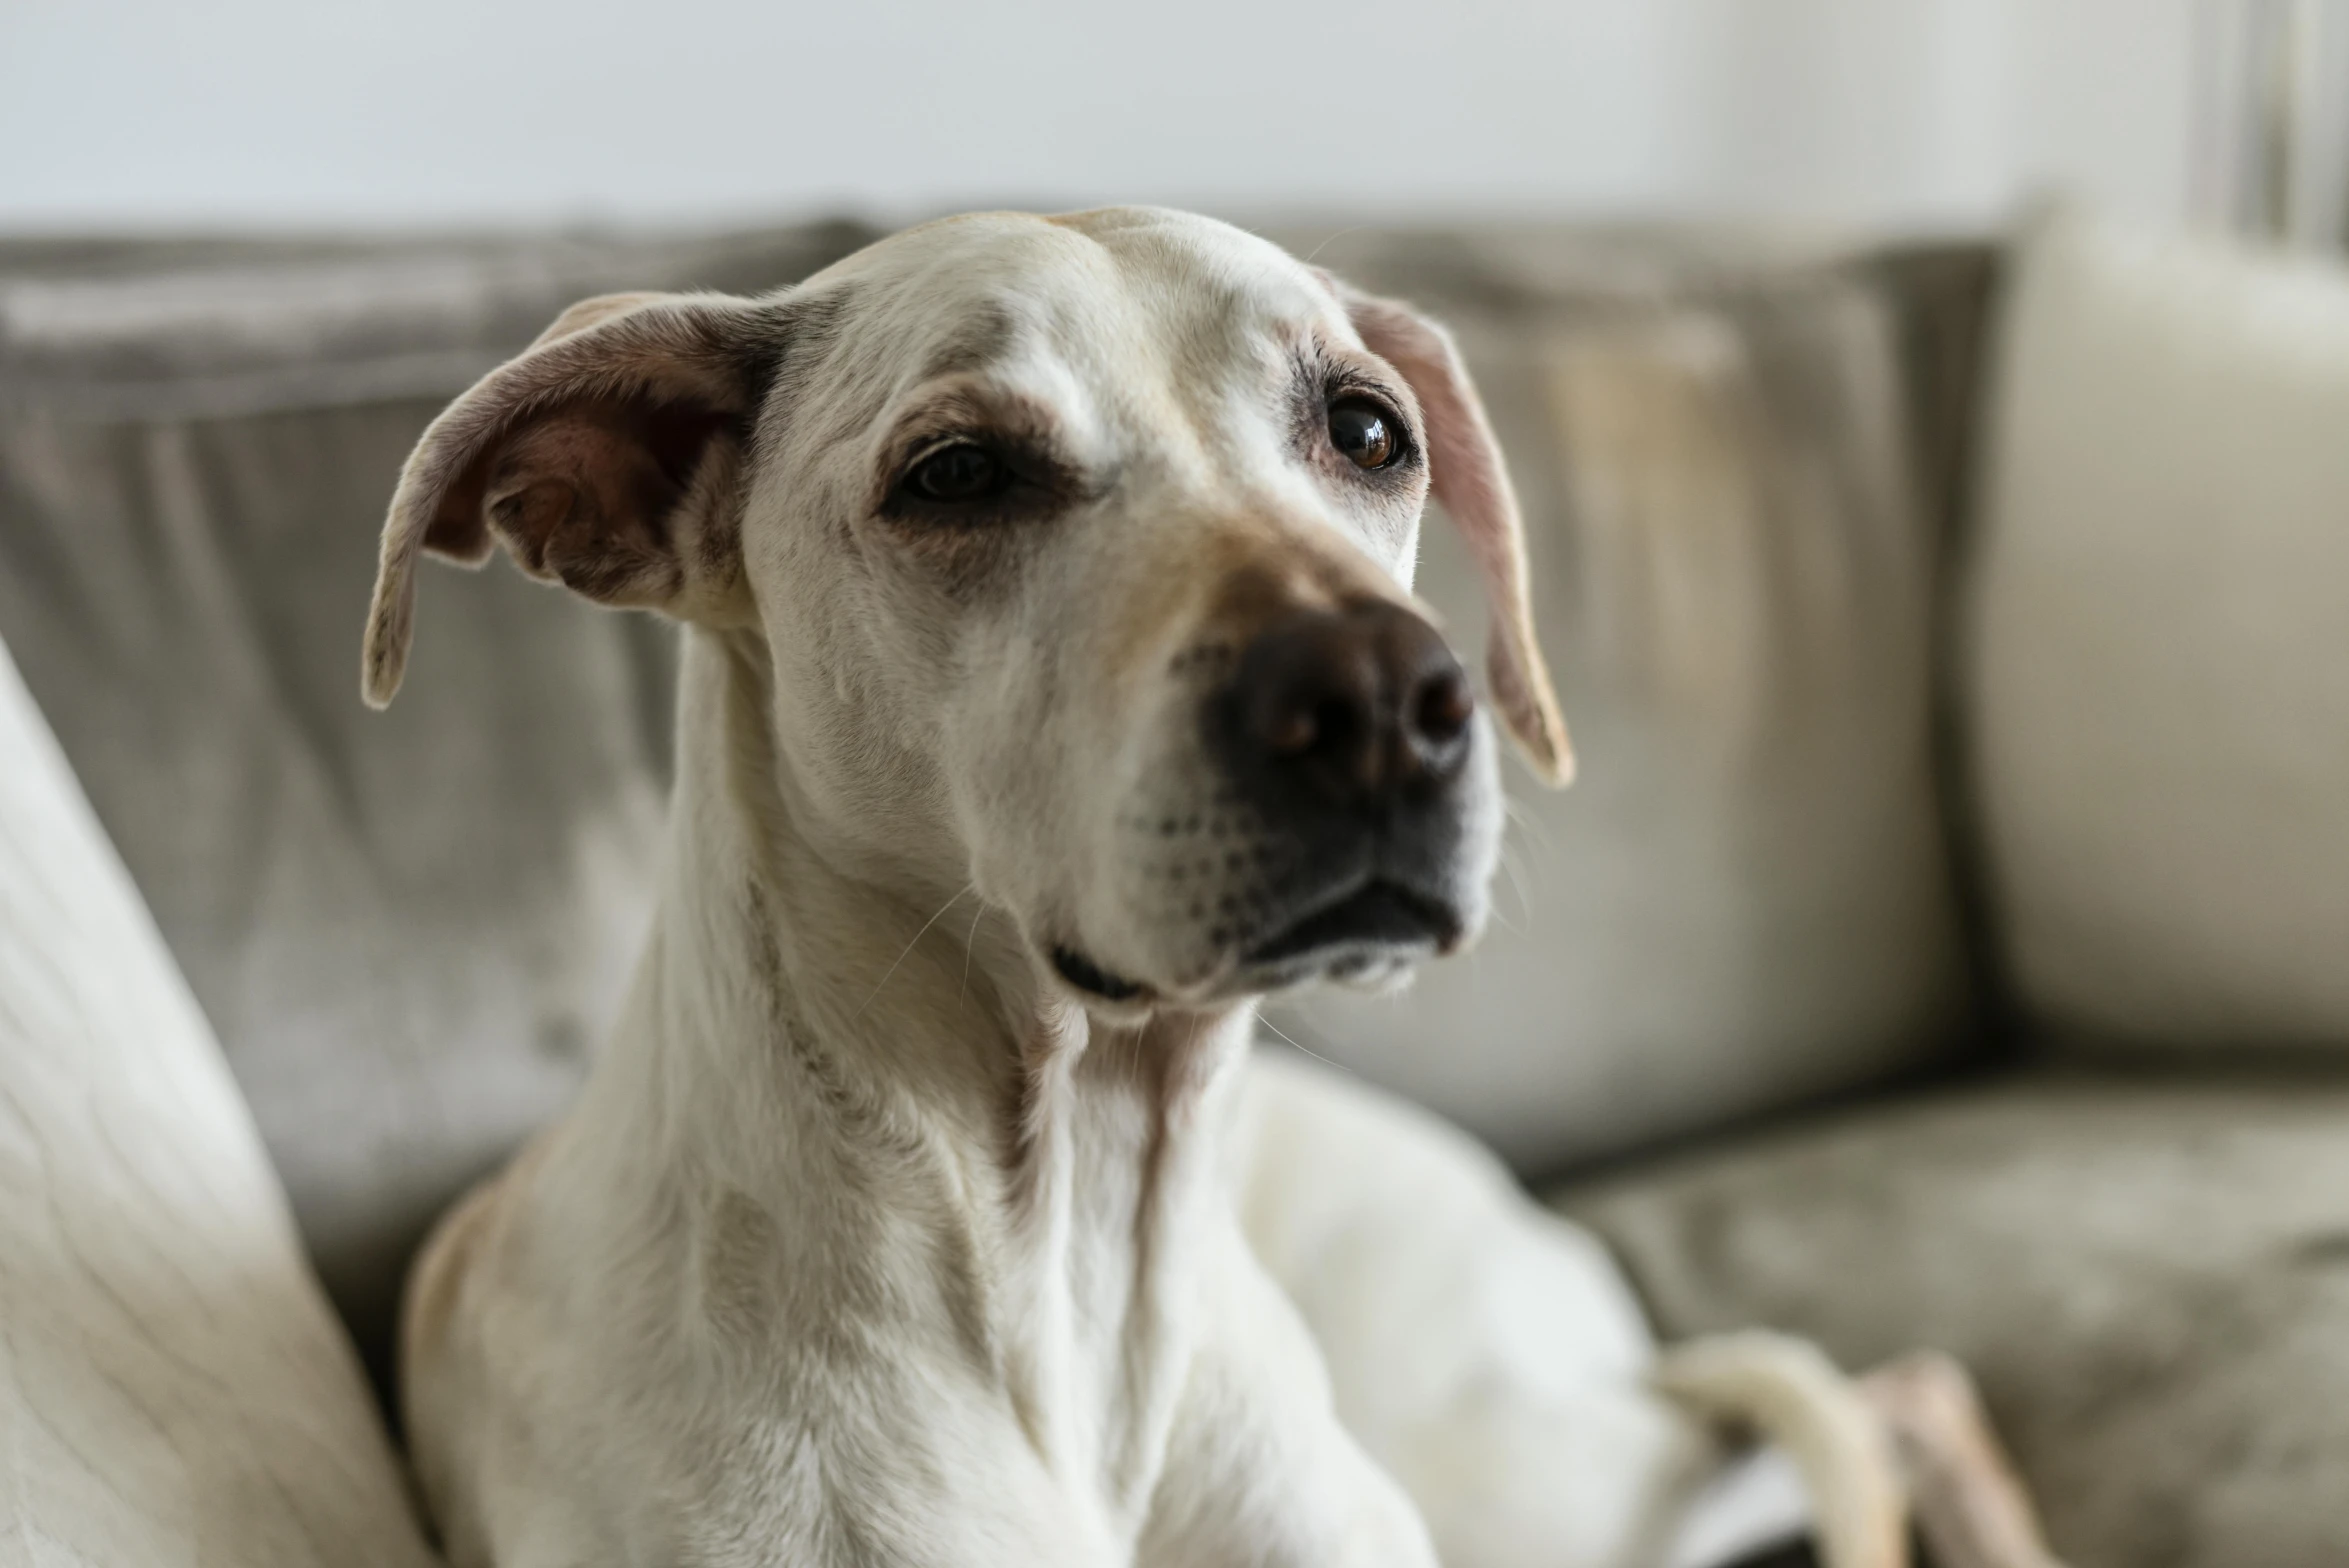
[0,224,872,1385]
[1262,227,1978,1170]
[0,634,436,1567]
[1968,210,2349,1056]
[1553,1069,2349,1568]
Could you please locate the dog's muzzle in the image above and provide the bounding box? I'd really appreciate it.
[1204,598,1478,984]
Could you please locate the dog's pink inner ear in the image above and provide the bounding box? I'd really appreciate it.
[363,292,771,708]
[442,397,737,608]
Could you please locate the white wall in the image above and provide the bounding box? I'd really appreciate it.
[1,0,2202,233]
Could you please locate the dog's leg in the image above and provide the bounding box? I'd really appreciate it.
[1234,1050,1725,1568]
[1650,1333,1908,1568]
[1857,1353,2065,1568]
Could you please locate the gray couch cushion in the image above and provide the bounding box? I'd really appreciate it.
[1264,227,1981,1170]
[0,225,871,1385]
[1557,1069,2349,1568]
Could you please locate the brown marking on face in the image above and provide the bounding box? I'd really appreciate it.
[1081,511,1420,749]
[862,380,1089,600]
[868,381,1076,508]
[1187,521,1412,658]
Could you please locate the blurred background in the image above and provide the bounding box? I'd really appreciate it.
[6,5,2349,1566]
[5,0,2346,243]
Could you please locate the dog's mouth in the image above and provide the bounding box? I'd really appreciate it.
[1051,945,1150,1003]
[1051,876,1462,1009]
[1239,876,1462,970]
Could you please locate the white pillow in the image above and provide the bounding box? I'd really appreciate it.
[1969,209,2349,1053]
[0,636,436,1567]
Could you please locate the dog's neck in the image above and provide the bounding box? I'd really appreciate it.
[572,627,1254,1511]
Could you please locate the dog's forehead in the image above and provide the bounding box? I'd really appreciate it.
[822,209,1349,390]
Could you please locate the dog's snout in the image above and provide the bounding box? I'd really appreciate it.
[1229,601,1473,808]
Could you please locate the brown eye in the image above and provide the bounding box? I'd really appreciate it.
[906,442,1009,503]
[1327,398,1395,469]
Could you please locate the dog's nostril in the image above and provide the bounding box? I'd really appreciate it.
[1221,600,1471,809]
[1412,667,1474,747]
[1247,673,1370,767]
[1264,705,1318,756]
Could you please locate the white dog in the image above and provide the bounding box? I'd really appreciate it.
[367,209,2056,1568]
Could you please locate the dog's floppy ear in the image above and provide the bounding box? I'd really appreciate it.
[361,290,782,708]
[1326,277,1572,786]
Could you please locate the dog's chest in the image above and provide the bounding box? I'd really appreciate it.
[648,1366,1140,1568]
[647,1169,1210,1566]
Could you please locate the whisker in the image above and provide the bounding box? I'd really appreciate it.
[957,898,989,1012]
[1300,224,1373,267]
[1255,1013,1356,1079]
[1497,843,1533,937]
[853,882,976,1022]
[1502,791,1553,856]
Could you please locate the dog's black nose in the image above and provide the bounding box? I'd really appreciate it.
[1226,600,1474,809]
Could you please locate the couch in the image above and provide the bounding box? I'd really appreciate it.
[3,207,2345,1566]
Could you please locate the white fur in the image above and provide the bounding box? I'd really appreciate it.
[378,209,1500,1568]
[371,208,2046,1568]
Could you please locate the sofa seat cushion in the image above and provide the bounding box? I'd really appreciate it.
[1555,1069,2349,1568]
[0,633,435,1567]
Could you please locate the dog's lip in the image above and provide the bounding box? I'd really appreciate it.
[1051,945,1152,1003]
[1238,876,1463,968]
[1050,877,1463,1008]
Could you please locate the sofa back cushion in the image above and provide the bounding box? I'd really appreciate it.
[1268,229,1980,1171]
[1967,210,2349,1057]
[0,226,869,1384]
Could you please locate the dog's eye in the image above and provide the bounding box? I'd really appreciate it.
[1327,398,1396,470]
[906,442,1011,504]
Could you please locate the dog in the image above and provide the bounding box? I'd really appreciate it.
[367,208,2059,1568]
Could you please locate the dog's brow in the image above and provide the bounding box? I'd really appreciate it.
[881,378,1062,454]
[864,377,1086,518]
[1297,333,1419,425]
[916,303,1020,385]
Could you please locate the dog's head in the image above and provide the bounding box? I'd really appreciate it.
[364,209,1567,1015]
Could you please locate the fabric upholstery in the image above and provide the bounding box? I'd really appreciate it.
[1968,210,2349,1057]
[1267,227,1976,1170]
[0,225,871,1385]
[0,633,434,1567]
[1556,1068,2349,1568]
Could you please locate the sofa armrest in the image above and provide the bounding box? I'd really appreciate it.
[0,636,436,1567]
